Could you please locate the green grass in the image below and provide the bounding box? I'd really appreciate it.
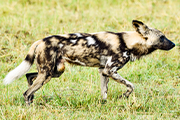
[0,0,180,119]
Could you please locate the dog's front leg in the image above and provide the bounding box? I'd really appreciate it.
[103,67,134,98]
[112,71,134,98]
[102,57,135,98]
[99,68,109,100]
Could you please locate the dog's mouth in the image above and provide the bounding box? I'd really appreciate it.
[162,42,175,51]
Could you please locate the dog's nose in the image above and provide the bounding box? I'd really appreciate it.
[172,43,175,48]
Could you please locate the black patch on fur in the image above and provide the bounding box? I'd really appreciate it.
[45,72,52,79]
[43,36,53,45]
[44,35,64,40]
[45,47,53,61]
[44,47,58,62]
[102,72,109,77]
[117,32,129,52]
[134,24,139,28]
[132,20,144,26]
[42,66,49,71]
[81,33,91,36]
[92,35,115,55]
[37,53,44,65]
[45,39,51,45]
[43,35,66,45]
[54,35,66,41]
[144,37,148,40]
[25,54,34,64]
[69,33,79,39]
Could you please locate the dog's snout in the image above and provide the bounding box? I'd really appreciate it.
[168,40,175,50]
[158,39,175,51]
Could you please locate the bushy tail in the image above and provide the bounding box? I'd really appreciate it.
[3,60,33,85]
[3,40,42,85]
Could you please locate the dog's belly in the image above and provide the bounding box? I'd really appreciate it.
[63,56,101,67]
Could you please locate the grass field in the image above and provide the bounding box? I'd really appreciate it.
[0,0,179,119]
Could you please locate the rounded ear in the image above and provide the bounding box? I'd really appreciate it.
[132,20,149,36]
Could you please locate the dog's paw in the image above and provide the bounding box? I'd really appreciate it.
[118,94,129,99]
[100,99,107,104]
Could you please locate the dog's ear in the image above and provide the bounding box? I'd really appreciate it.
[132,20,149,36]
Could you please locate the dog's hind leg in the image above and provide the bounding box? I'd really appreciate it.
[26,72,38,87]
[25,58,65,87]
[25,72,38,103]
[99,68,109,100]
[23,72,52,105]
[53,58,65,77]
[24,57,65,105]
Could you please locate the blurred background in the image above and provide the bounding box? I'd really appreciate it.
[0,0,179,119]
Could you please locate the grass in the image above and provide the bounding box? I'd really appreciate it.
[0,0,180,119]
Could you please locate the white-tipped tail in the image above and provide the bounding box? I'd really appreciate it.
[3,60,32,85]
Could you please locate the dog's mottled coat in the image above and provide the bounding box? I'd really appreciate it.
[4,20,175,105]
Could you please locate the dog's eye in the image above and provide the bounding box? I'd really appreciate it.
[159,36,164,42]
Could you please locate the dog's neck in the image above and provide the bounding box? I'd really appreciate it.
[122,31,156,59]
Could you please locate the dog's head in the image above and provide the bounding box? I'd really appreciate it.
[132,20,175,51]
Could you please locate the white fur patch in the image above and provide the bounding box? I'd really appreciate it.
[3,61,32,85]
[130,54,136,62]
[102,92,107,100]
[74,59,86,66]
[70,39,77,44]
[100,56,109,66]
[74,33,82,37]
[106,56,114,67]
[111,73,134,90]
[60,34,69,38]
[86,37,96,45]
[59,43,64,48]
[123,51,129,58]
[110,67,118,73]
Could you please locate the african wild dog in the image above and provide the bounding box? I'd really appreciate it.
[4,20,175,105]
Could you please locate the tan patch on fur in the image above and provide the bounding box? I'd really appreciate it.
[59,34,70,38]
[50,37,59,46]
[88,57,100,65]
[123,31,147,49]
[35,42,46,55]
[28,40,42,56]
[133,43,149,54]
[57,63,65,72]
[96,32,120,52]
[63,39,87,57]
